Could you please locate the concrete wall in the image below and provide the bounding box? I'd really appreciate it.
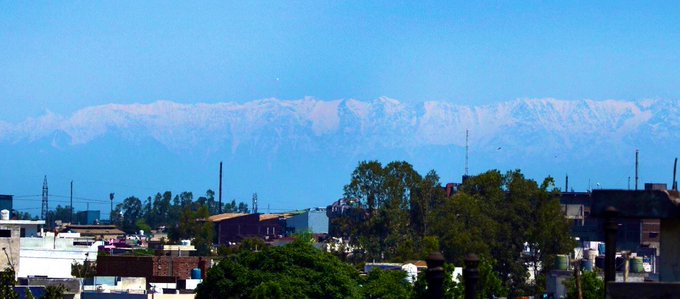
[0,225,21,275]
[19,237,99,278]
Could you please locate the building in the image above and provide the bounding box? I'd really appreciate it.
[0,221,22,275]
[96,255,210,282]
[559,188,661,252]
[0,211,45,277]
[208,213,286,244]
[285,208,329,235]
[76,210,101,225]
[19,233,99,278]
[62,224,125,240]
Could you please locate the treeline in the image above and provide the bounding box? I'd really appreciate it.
[110,190,249,234]
[336,160,575,297]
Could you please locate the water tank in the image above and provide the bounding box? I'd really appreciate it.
[555,254,569,270]
[631,257,644,273]
[0,209,9,220]
[581,259,593,271]
[598,243,606,255]
[191,268,202,279]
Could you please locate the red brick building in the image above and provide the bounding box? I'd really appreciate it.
[96,256,210,282]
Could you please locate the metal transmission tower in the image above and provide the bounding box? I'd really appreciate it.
[252,193,258,214]
[41,176,48,221]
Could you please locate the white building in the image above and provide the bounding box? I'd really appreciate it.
[19,233,101,278]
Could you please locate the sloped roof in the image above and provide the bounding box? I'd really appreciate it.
[207,213,248,222]
[65,225,125,236]
[208,213,292,222]
[259,214,283,221]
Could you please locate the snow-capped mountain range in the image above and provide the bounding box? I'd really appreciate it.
[1,97,676,154]
[1,97,678,213]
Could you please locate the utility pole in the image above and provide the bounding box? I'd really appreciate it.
[109,193,115,223]
[219,162,223,214]
[70,180,73,224]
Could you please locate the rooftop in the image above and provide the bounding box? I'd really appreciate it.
[0,219,45,225]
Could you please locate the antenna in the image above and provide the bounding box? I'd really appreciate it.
[465,129,469,176]
[673,158,678,191]
[635,149,639,191]
[219,162,223,214]
[41,176,48,223]
[252,193,258,214]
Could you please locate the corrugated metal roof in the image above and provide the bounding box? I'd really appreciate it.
[207,213,248,222]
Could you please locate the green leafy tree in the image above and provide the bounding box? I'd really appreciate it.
[195,239,362,299]
[168,205,214,256]
[362,269,413,299]
[119,196,143,233]
[563,271,604,299]
[135,219,152,234]
[71,260,96,278]
[343,160,443,262]
[0,267,18,299]
[24,288,35,299]
[42,284,66,299]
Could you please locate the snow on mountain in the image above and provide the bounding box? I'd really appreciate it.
[1,97,677,158]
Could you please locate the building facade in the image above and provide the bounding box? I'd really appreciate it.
[209,213,285,245]
[285,208,329,235]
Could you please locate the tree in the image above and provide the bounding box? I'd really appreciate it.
[342,160,442,262]
[450,170,574,295]
[119,196,143,233]
[563,271,604,299]
[195,239,362,299]
[361,269,413,299]
[42,284,66,299]
[168,205,214,256]
[0,267,18,299]
[71,260,96,278]
[46,205,73,223]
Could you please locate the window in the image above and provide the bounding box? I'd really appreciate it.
[0,229,11,238]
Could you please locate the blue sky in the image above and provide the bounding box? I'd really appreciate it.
[3,1,680,120]
[2,2,680,216]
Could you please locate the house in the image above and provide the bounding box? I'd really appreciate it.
[559,190,658,252]
[285,208,329,235]
[208,213,286,245]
